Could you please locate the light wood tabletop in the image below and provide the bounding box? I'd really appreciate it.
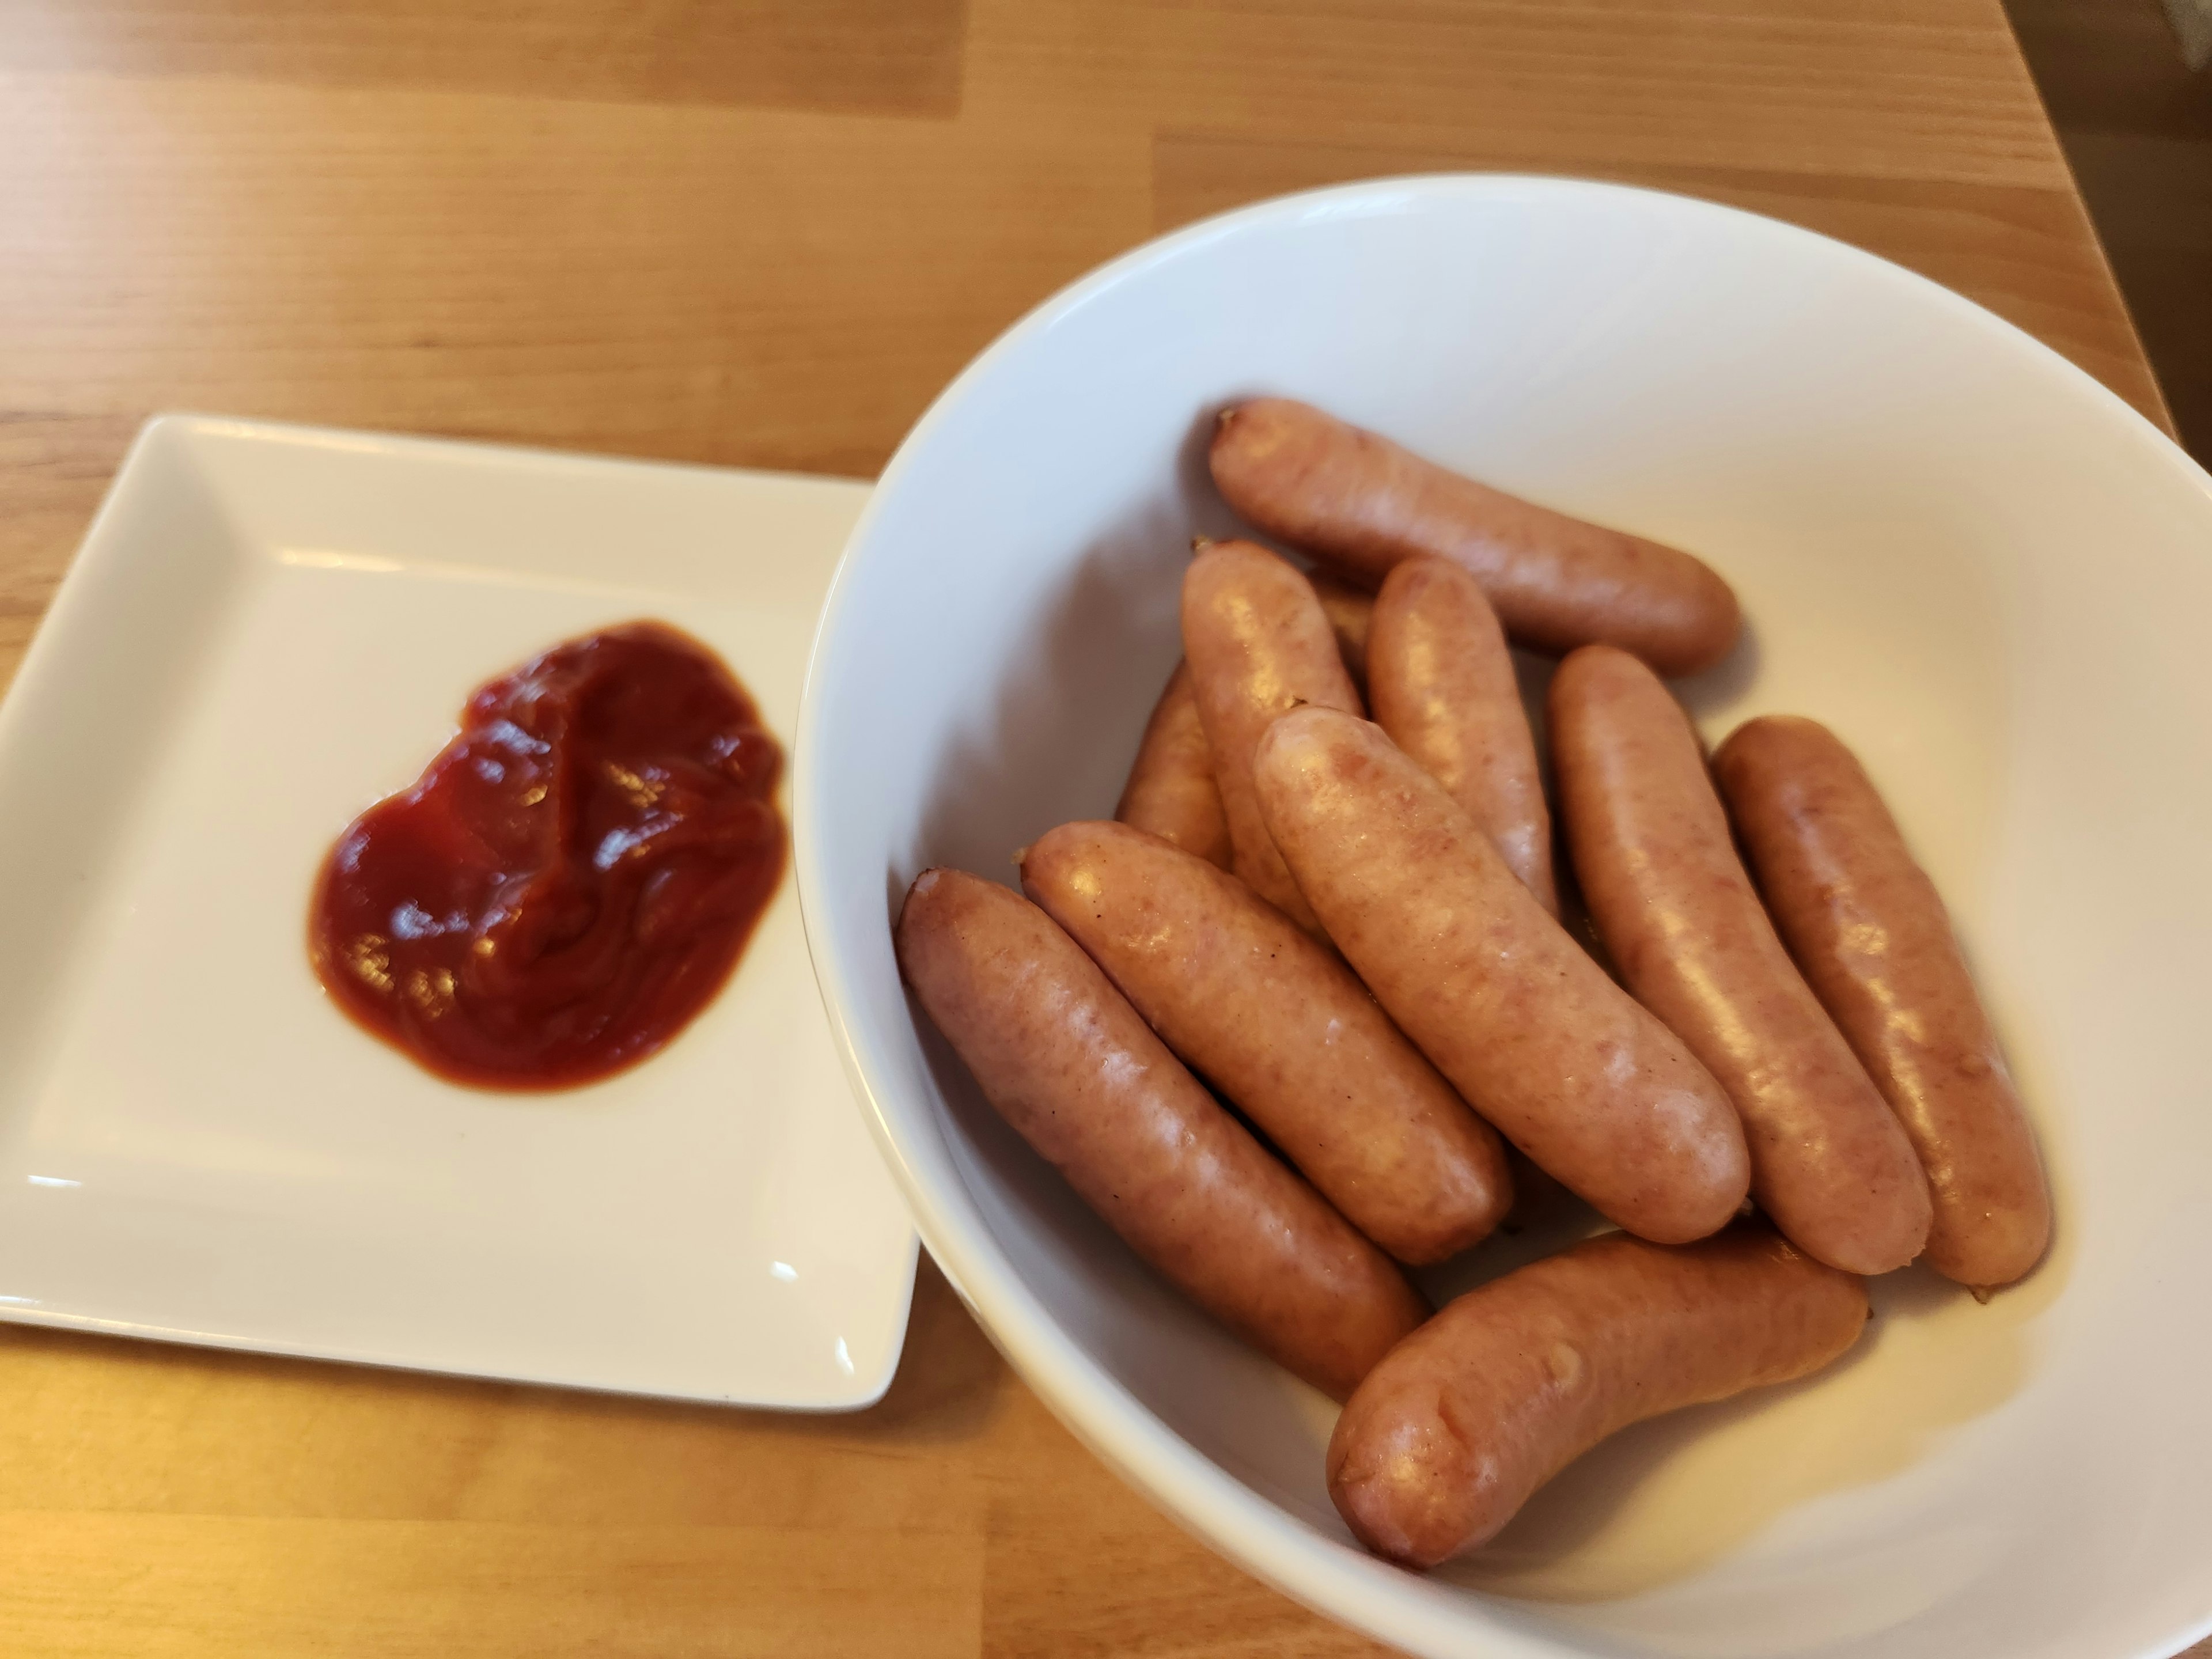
[0,3,2188,1656]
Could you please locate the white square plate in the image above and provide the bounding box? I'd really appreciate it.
[0,415,915,1408]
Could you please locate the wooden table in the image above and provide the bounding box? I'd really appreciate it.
[0,3,2183,1655]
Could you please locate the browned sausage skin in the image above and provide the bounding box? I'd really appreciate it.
[1114,661,1233,868]
[1251,706,1749,1244]
[895,868,1426,1399]
[1210,397,1740,676]
[1181,538,1365,932]
[1021,820,1512,1264]
[1551,647,1932,1275]
[1368,555,1558,914]
[1328,1226,1868,1567]
[1713,716,2052,1291]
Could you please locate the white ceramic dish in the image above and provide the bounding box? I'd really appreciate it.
[797,176,2212,1656]
[0,416,914,1408]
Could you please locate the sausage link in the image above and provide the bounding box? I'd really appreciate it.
[1252,707,1749,1243]
[1713,715,2052,1290]
[1368,555,1558,914]
[1309,569,1375,691]
[894,868,1426,1399]
[1022,819,1513,1264]
[1114,661,1232,868]
[1181,539,1364,932]
[1551,647,1932,1275]
[1328,1226,1867,1566]
[1210,397,1740,676]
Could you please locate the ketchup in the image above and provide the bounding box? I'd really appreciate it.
[309,622,785,1089]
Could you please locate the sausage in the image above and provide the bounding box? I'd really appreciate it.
[1021,819,1513,1264]
[1181,538,1365,932]
[894,868,1426,1399]
[1309,569,1375,691]
[1114,661,1232,868]
[1251,706,1749,1243]
[1550,647,1932,1275]
[1713,716,2052,1290]
[1116,570,1366,869]
[1210,397,1740,677]
[1368,555,1558,914]
[1328,1226,1868,1567]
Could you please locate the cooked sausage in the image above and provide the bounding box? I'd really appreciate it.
[1328,1226,1868,1567]
[1022,819,1513,1264]
[1210,397,1740,676]
[1713,715,2052,1291]
[1551,647,1932,1275]
[1368,555,1558,914]
[1309,569,1375,691]
[1114,661,1232,868]
[1181,538,1364,931]
[894,868,1426,1399]
[1251,707,1749,1243]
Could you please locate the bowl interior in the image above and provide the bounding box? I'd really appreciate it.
[798,177,2212,1659]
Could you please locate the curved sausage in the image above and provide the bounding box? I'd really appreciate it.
[1251,706,1749,1244]
[1309,569,1375,691]
[1551,647,1932,1275]
[1021,819,1513,1264]
[1328,1226,1867,1567]
[1181,538,1364,932]
[1210,397,1740,677]
[1713,715,2051,1291]
[1114,661,1232,868]
[1368,555,1558,914]
[894,868,1426,1399]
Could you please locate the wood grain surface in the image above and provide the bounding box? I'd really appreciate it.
[0,2,2186,1655]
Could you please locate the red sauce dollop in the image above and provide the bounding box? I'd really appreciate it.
[309,622,785,1089]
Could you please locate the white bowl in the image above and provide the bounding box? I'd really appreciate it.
[794,176,2212,1659]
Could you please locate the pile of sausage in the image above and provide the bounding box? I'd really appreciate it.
[895,396,2054,1570]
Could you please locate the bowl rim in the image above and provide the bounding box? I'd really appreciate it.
[791,171,2212,1659]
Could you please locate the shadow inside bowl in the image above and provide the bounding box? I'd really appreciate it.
[911,493,1188,885]
[1673,616,1766,722]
